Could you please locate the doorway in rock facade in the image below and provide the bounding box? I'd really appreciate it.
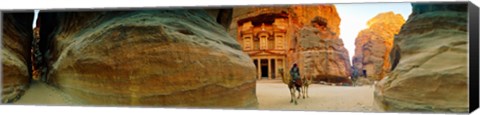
[253,58,281,80]
[261,59,268,79]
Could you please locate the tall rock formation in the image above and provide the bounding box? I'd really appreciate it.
[39,10,258,108]
[229,5,351,83]
[292,6,350,83]
[374,3,468,113]
[295,22,352,83]
[352,12,405,81]
[1,13,34,103]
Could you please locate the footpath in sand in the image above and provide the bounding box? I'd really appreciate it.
[256,79,379,112]
[13,81,80,106]
[12,79,379,112]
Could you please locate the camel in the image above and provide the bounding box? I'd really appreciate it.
[279,68,302,105]
[301,75,312,99]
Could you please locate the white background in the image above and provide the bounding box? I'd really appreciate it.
[0,0,478,115]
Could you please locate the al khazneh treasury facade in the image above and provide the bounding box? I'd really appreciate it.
[235,13,294,80]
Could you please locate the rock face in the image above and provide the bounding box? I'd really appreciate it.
[1,13,34,103]
[229,5,341,41]
[229,5,351,83]
[374,3,468,113]
[352,12,405,80]
[41,10,258,108]
[293,6,350,83]
[290,5,341,37]
[295,26,351,83]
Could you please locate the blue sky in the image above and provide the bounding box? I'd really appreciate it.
[33,10,39,28]
[334,3,412,64]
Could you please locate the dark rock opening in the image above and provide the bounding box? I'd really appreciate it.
[29,12,59,83]
[215,8,233,30]
[311,16,328,27]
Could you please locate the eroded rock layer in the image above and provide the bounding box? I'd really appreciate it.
[43,10,258,108]
[1,13,34,103]
[290,5,341,37]
[295,26,351,83]
[229,5,341,41]
[352,12,405,80]
[374,3,468,113]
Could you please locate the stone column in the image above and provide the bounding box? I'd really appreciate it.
[268,58,271,79]
[275,58,280,79]
[283,57,287,79]
[257,58,261,80]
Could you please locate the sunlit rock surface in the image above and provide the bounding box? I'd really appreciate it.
[1,13,34,103]
[295,26,352,83]
[374,3,468,113]
[290,5,341,37]
[229,5,341,42]
[352,12,405,80]
[42,10,258,108]
[229,5,350,83]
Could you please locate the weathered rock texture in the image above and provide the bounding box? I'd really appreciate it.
[41,10,258,108]
[295,26,352,83]
[290,5,341,37]
[352,12,405,80]
[229,5,351,83]
[1,13,34,103]
[374,3,468,113]
[229,5,341,41]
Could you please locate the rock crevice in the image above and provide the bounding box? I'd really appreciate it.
[352,11,405,81]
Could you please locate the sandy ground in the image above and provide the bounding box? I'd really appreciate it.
[12,80,379,112]
[13,81,79,106]
[256,79,379,112]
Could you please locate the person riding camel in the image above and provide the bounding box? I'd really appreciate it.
[290,63,301,85]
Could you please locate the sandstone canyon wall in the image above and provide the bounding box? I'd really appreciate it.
[229,5,352,83]
[295,25,352,83]
[1,13,34,103]
[374,3,468,112]
[290,6,351,83]
[39,10,258,108]
[352,12,405,81]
